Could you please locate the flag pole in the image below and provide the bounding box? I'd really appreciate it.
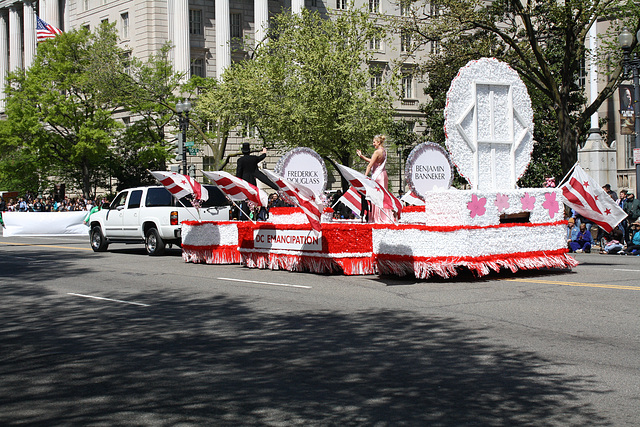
[229,198,257,224]
[558,161,579,187]
[175,198,202,222]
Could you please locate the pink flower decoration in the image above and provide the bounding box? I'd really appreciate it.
[542,192,559,218]
[467,194,487,218]
[495,193,510,212]
[521,193,536,211]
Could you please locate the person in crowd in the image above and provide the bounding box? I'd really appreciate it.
[619,220,640,255]
[569,222,593,253]
[600,228,624,254]
[624,192,640,242]
[603,184,617,200]
[356,134,393,223]
[0,196,6,212]
[32,198,43,212]
[566,218,579,250]
[17,197,28,212]
[617,189,629,243]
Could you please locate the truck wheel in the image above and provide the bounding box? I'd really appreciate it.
[145,228,165,256]
[90,226,109,252]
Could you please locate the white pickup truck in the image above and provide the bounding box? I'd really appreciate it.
[88,185,231,255]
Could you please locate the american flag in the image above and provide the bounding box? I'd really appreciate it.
[36,16,63,43]
[335,164,403,216]
[149,171,209,201]
[262,169,323,232]
[559,164,626,233]
[202,170,268,207]
[334,186,363,217]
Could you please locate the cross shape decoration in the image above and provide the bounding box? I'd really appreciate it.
[455,82,531,190]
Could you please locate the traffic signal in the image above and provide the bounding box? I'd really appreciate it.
[173,137,184,162]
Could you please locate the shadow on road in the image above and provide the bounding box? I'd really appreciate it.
[0,252,610,426]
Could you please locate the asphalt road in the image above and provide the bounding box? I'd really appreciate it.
[1,234,639,426]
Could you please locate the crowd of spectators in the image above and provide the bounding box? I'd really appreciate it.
[567,184,640,255]
[0,193,107,213]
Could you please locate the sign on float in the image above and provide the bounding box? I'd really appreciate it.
[254,229,322,251]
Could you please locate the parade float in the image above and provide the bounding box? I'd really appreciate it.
[181,58,577,278]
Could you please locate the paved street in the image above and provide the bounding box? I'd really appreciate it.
[1,234,639,426]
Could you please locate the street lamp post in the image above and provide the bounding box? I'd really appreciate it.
[619,27,640,195]
[176,100,192,175]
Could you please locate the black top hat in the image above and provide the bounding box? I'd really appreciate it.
[241,142,251,154]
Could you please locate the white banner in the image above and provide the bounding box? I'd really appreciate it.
[2,212,89,236]
[253,229,322,251]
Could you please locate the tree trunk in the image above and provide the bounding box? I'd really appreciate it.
[82,161,91,198]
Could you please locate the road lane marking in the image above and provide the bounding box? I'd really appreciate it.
[614,268,640,272]
[68,293,150,307]
[504,278,640,291]
[0,241,93,251]
[217,277,312,289]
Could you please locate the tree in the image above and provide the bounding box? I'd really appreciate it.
[418,31,566,188]
[399,0,640,176]
[3,24,123,198]
[197,8,402,176]
[99,43,185,189]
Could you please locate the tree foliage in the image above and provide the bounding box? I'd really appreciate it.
[399,0,640,176]
[0,25,184,196]
[197,8,402,173]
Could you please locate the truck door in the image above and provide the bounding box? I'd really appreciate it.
[103,191,128,237]
[122,190,143,238]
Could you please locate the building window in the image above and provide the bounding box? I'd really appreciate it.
[400,31,411,52]
[310,0,318,7]
[101,18,108,25]
[626,135,634,169]
[432,40,441,55]
[402,74,413,99]
[191,58,205,78]
[230,13,242,38]
[122,51,131,75]
[578,54,586,88]
[83,0,89,12]
[369,37,381,51]
[400,1,410,16]
[370,73,382,94]
[189,9,203,35]
[369,0,380,13]
[336,0,347,9]
[120,12,129,39]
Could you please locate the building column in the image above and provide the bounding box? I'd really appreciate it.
[579,19,617,187]
[254,0,268,48]
[9,5,22,72]
[292,0,304,15]
[215,0,230,80]
[24,1,36,69]
[0,10,8,110]
[42,0,60,29]
[173,0,190,83]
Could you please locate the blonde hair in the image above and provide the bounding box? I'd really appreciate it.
[374,134,386,144]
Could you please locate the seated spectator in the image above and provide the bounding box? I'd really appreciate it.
[566,218,578,250]
[569,222,593,253]
[619,220,640,255]
[600,229,624,254]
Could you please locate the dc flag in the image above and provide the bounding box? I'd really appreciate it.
[149,171,209,202]
[559,164,626,233]
[36,16,63,42]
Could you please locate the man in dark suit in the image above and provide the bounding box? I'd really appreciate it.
[236,142,267,185]
[235,143,278,220]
